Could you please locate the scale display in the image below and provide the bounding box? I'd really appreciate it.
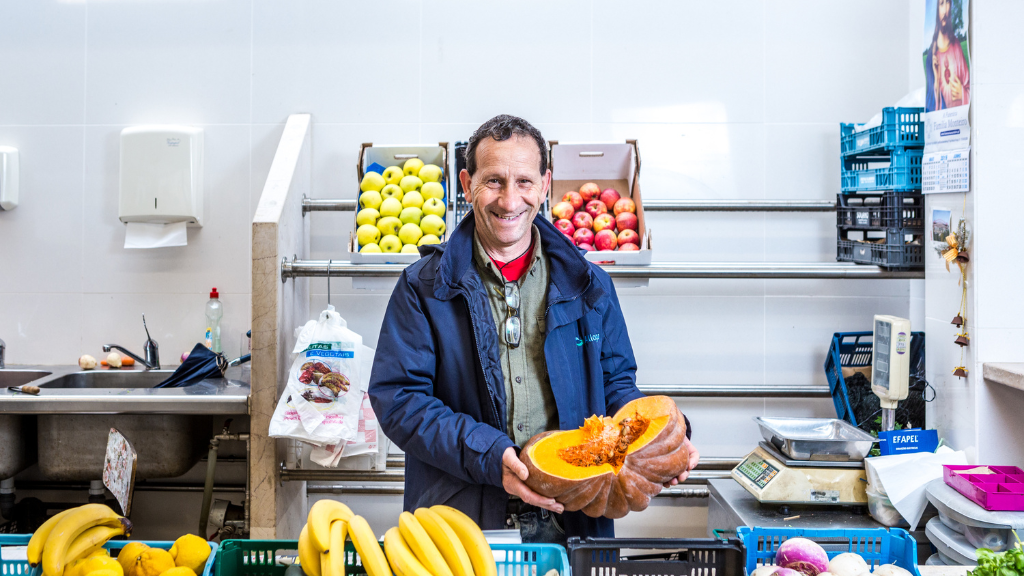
[737,456,779,488]
[874,318,891,390]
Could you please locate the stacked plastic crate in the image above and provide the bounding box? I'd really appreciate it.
[837,107,925,269]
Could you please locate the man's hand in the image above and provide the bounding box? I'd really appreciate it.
[663,436,700,488]
[501,447,564,514]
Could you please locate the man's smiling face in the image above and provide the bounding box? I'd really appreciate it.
[461,135,550,259]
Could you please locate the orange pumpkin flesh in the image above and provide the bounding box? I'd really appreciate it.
[520,396,688,519]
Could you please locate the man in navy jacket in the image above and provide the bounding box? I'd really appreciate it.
[368,115,698,542]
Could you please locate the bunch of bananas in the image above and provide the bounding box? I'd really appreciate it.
[297,502,497,576]
[28,504,133,576]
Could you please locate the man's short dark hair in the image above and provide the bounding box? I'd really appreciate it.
[464,115,547,176]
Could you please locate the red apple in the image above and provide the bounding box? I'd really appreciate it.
[593,213,616,233]
[552,201,574,221]
[578,242,595,252]
[594,229,618,251]
[600,188,621,211]
[618,242,640,251]
[585,199,608,219]
[571,211,593,230]
[573,228,594,247]
[613,197,636,215]
[561,191,584,211]
[579,182,601,201]
[615,211,638,232]
[555,219,575,237]
[618,229,639,246]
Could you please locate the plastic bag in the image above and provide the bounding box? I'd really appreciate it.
[269,306,367,446]
[310,392,389,469]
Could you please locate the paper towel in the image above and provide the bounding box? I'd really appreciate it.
[124,221,187,249]
[865,446,968,531]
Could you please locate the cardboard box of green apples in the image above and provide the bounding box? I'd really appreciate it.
[350,142,450,263]
[548,140,652,265]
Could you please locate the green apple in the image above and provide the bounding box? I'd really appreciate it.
[382,166,404,186]
[356,208,380,227]
[360,243,382,253]
[401,244,420,254]
[421,181,444,200]
[422,197,446,218]
[379,235,402,253]
[400,175,423,193]
[380,184,404,201]
[402,191,424,209]
[399,207,423,225]
[398,223,423,245]
[356,224,382,247]
[418,234,441,246]
[379,197,403,218]
[420,214,446,237]
[359,190,382,210]
[418,164,442,183]
[403,158,424,176]
[360,171,386,192]
[377,216,402,237]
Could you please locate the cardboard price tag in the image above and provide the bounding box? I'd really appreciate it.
[103,428,138,515]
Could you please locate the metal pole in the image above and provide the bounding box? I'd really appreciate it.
[301,198,836,214]
[281,259,924,281]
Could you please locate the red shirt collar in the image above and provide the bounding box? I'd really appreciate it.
[489,239,536,283]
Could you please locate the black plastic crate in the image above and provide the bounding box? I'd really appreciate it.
[836,228,924,270]
[568,536,745,576]
[836,192,924,230]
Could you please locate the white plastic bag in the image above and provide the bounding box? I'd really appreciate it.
[310,392,389,469]
[269,306,367,446]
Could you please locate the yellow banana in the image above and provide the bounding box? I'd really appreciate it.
[307,501,354,553]
[383,527,430,576]
[329,521,345,576]
[321,551,331,576]
[42,504,130,576]
[65,525,127,565]
[414,508,474,576]
[28,508,75,566]
[430,506,496,576]
[298,526,322,576]
[398,512,453,576]
[346,516,389,576]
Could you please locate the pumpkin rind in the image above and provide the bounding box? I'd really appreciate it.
[520,396,688,518]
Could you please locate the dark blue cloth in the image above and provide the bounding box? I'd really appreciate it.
[156,343,223,388]
[368,210,652,540]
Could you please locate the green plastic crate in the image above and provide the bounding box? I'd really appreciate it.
[214,540,570,576]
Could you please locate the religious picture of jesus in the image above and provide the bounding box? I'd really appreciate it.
[924,0,970,112]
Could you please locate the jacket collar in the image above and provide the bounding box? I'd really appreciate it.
[424,210,593,303]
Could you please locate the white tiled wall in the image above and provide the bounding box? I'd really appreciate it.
[1,0,926,535]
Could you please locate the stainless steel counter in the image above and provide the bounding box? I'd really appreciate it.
[0,365,249,415]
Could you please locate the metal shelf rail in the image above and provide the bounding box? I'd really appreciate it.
[301,197,837,214]
[281,258,923,280]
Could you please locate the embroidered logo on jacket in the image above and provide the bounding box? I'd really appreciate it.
[575,333,601,346]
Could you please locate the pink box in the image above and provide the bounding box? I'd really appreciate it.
[943,465,1024,511]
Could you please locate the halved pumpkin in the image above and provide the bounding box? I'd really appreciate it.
[520,395,688,519]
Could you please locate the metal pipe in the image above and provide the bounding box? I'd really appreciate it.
[637,384,831,398]
[198,437,219,537]
[281,259,924,280]
[304,484,709,498]
[16,482,246,493]
[283,467,732,484]
[379,453,740,470]
[300,198,836,214]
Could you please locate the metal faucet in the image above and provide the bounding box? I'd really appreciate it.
[0,338,5,369]
[103,314,160,370]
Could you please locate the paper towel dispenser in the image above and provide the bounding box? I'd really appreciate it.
[119,126,203,227]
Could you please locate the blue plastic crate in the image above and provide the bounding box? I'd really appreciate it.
[823,331,925,426]
[737,526,921,576]
[216,540,570,576]
[0,534,217,576]
[841,107,925,157]
[841,148,923,193]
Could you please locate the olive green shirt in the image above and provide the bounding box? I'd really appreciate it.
[472,226,559,447]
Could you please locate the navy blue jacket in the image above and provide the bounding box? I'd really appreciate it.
[368,211,647,539]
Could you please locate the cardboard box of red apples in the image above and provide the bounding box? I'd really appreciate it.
[548,140,651,265]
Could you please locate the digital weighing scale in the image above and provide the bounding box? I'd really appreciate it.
[731,417,875,506]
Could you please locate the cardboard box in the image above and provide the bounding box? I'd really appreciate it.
[349,142,450,264]
[548,140,652,265]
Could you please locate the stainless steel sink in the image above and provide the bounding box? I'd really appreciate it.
[0,370,51,387]
[1,366,248,482]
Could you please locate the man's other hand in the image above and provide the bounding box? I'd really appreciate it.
[663,436,700,488]
[501,447,564,514]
